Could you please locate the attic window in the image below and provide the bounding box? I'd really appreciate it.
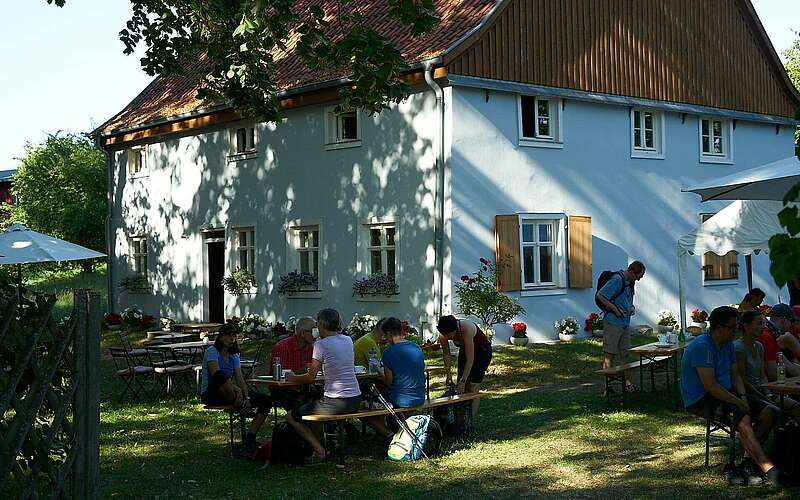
[229,124,257,160]
[325,106,361,150]
[518,95,563,148]
[127,146,146,176]
[699,117,733,164]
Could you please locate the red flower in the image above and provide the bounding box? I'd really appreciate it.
[227,316,240,324]
[512,322,527,333]
[479,257,489,265]
[104,312,122,325]
[468,278,476,284]
[460,275,470,282]
[138,314,154,331]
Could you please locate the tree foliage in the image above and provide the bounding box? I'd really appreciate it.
[48,0,439,122]
[12,133,107,257]
[768,31,800,287]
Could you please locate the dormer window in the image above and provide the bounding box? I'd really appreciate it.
[325,106,361,149]
[228,124,257,160]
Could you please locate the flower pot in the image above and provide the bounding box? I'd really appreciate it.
[592,329,604,338]
[491,323,513,345]
[107,324,122,331]
[559,332,578,342]
[510,335,529,346]
[656,324,674,333]
[692,321,708,331]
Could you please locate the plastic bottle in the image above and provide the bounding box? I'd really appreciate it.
[273,357,282,381]
[368,348,379,374]
[777,352,786,383]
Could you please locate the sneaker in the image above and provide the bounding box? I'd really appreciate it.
[764,466,781,487]
[722,464,745,486]
[738,459,763,486]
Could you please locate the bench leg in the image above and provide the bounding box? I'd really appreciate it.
[729,429,736,467]
[240,412,247,444]
[704,419,711,467]
[649,362,656,392]
[336,421,346,467]
[229,413,235,455]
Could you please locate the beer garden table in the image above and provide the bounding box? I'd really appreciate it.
[761,375,800,423]
[627,341,688,393]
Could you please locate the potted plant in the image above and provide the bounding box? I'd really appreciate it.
[118,275,149,293]
[347,313,379,340]
[402,321,424,346]
[510,322,529,346]
[121,306,144,331]
[239,313,270,338]
[104,312,123,331]
[690,308,709,330]
[222,268,257,295]
[277,271,319,295]
[758,304,772,317]
[352,273,398,297]
[584,312,603,338]
[555,316,580,342]
[657,310,677,333]
[455,257,525,345]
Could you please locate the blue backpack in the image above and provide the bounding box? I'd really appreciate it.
[387,415,442,461]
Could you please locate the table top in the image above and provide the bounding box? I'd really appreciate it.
[174,322,223,331]
[249,366,446,387]
[151,340,210,350]
[153,333,194,341]
[628,341,687,356]
[761,376,800,396]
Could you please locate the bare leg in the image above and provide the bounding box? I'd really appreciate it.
[753,406,778,443]
[465,382,481,418]
[249,414,266,436]
[736,416,775,473]
[286,413,325,456]
[603,352,615,370]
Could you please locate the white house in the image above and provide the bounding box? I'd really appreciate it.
[97,0,800,341]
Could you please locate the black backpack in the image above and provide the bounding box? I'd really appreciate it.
[594,270,633,312]
[270,421,313,465]
[432,384,474,437]
[771,423,800,483]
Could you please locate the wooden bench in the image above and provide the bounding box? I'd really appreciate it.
[596,356,670,403]
[203,405,248,454]
[301,393,481,465]
[697,416,737,467]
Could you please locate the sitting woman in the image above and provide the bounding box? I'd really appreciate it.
[738,288,766,313]
[200,323,271,452]
[436,315,492,419]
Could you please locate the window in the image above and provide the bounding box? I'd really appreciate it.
[699,117,733,163]
[127,146,145,176]
[701,214,738,283]
[325,106,361,149]
[235,227,256,273]
[367,224,396,280]
[130,236,148,276]
[296,226,319,277]
[518,214,567,289]
[630,108,664,158]
[229,124,257,159]
[518,95,562,148]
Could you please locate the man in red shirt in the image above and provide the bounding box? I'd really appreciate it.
[268,316,316,411]
[758,304,800,380]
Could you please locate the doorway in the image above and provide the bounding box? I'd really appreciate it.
[204,230,225,323]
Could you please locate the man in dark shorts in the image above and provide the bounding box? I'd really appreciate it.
[680,306,779,486]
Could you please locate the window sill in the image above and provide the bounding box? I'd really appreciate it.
[228,288,258,296]
[702,278,739,287]
[520,288,567,297]
[355,294,401,303]
[631,150,665,160]
[122,288,151,294]
[227,151,258,162]
[282,290,323,299]
[518,138,563,149]
[699,155,733,165]
[128,173,149,180]
[325,140,362,151]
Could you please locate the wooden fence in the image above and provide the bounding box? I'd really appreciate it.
[0,290,101,499]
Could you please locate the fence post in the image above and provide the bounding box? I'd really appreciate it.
[71,290,101,499]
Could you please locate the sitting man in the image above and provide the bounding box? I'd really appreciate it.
[285,308,361,464]
[758,304,800,379]
[681,306,779,486]
[353,318,388,368]
[268,316,317,411]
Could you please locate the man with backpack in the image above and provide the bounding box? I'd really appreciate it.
[595,260,646,391]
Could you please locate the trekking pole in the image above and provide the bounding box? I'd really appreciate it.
[370,385,429,459]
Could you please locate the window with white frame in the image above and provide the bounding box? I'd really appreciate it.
[699,117,733,163]
[630,108,664,158]
[235,227,256,273]
[127,146,145,176]
[230,125,256,156]
[130,236,148,276]
[519,215,567,288]
[296,226,320,277]
[325,106,361,147]
[519,95,562,146]
[367,223,396,280]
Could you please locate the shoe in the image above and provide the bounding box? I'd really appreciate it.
[764,466,781,487]
[304,452,326,466]
[244,439,261,454]
[722,464,745,486]
[738,459,763,486]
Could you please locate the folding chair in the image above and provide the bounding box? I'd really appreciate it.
[109,347,154,401]
[240,339,268,379]
[147,348,195,397]
[115,329,150,358]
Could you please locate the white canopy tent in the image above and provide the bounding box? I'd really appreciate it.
[676,200,786,333]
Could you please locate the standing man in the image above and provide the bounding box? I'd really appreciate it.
[681,306,779,486]
[595,260,645,390]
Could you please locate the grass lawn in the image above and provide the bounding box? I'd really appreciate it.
[98,331,797,499]
[25,264,108,320]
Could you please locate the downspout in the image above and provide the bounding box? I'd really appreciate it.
[95,134,114,313]
[425,63,445,333]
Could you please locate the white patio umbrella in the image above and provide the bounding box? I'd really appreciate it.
[682,156,800,202]
[0,223,106,299]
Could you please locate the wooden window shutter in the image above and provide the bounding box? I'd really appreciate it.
[568,215,592,288]
[494,215,521,292]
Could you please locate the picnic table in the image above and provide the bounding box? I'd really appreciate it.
[152,332,194,343]
[627,341,687,393]
[761,375,800,423]
[150,340,211,363]
[173,322,223,336]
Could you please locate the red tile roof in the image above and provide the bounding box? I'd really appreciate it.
[100,0,496,136]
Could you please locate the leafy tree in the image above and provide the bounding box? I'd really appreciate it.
[12,133,106,269]
[47,0,439,122]
[768,31,800,287]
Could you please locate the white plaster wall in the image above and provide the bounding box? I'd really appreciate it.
[449,85,796,341]
[109,88,442,332]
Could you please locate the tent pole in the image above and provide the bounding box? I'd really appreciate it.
[745,255,753,291]
[16,263,22,303]
[678,245,687,336]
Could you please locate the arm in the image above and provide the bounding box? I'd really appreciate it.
[438,333,453,384]
[697,367,747,411]
[383,365,394,386]
[286,358,322,384]
[776,333,800,360]
[596,277,625,318]
[234,366,249,400]
[456,324,476,394]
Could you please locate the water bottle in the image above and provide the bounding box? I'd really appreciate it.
[777,352,786,383]
[677,329,685,343]
[273,357,282,381]
[368,348,379,374]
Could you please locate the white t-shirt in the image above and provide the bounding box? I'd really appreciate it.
[312,334,360,398]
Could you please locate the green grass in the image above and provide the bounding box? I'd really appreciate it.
[26,264,107,319]
[98,333,798,499]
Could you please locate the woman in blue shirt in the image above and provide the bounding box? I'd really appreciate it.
[381,317,426,408]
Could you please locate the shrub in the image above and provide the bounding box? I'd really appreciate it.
[222,268,257,294]
[277,271,318,294]
[348,313,379,339]
[455,257,525,328]
[657,310,678,327]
